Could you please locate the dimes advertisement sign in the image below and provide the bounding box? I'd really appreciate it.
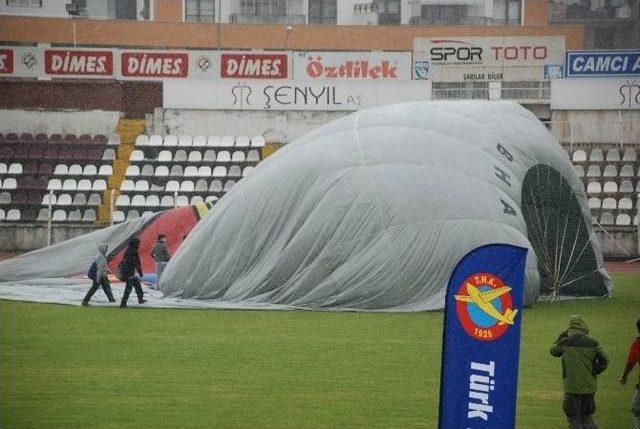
[293,51,412,80]
[413,36,565,82]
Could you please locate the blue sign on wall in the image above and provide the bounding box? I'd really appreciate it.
[565,51,640,77]
[438,244,527,429]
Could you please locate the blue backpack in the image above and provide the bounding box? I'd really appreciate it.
[87,261,97,281]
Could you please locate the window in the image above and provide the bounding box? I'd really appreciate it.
[6,0,42,6]
[377,0,401,24]
[309,0,337,24]
[185,0,215,22]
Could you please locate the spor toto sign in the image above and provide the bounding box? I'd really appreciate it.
[220,53,288,79]
[413,36,565,82]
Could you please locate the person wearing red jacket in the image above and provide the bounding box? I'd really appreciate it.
[620,318,640,429]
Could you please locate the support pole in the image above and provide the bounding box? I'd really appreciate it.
[47,189,53,246]
[110,189,115,226]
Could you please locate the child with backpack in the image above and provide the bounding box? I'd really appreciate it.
[82,243,116,306]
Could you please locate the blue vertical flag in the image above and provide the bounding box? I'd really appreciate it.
[438,244,528,429]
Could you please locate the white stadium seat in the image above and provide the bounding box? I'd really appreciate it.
[131,195,146,206]
[203,150,216,161]
[587,197,600,209]
[605,149,620,162]
[179,135,193,147]
[602,197,616,210]
[127,210,141,220]
[158,150,172,162]
[57,194,72,206]
[180,181,195,192]
[235,135,250,147]
[205,195,218,204]
[108,133,121,146]
[82,209,97,222]
[161,195,174,207]
[47,179,62,190]
[77,179,92,191]
[68,164,83,175]
[603,181,618,193]
[126,165,140,177]
[589,149,604,162]
[8,163,22,174]
[586,165,600,178]
[135,135,149,146]
[141,164,154,176]
[228,165,241,177]
[618,197,633,210]
[188,150,202,162]
[88,193,102,206]
[573,165,584,177]
[54,164,68,175]
[217,151,231,162]
[176,195,189,206]
[146,195,160,207]
[232,151,246,162]
[134,180,149,192]
[586,182,601,194]
[0,192,9,204]
[184,166,198,177]
[67,209,82,222]
[198,166,212,177]
[155,165,169,176]
[166,180,180,192]
[62,179,77,191]
[83,165,98,176]
[0,163,6,174]
[174,150,187,162]
[207,135,221,147]
[193,135,207,147]
[212,166,227,177]
[220,135,234,147]
[620,165,634,177]
[224,180,236,192]
[149,135,163,146]
[36,208,49,221]
[616,214,631,226]
[130,150,144,161]
[599,212,614,225]
[163,135,178,147]
[42,194,57,206]
[622,148,637,162]
[3,178,17,189]
[209,180,223,192]
[102,149,116,160]
[190,196,204,205]
[602,165,617,177]
[52,209,66,222]
[247,150,260,162]
[243,166,255,176]
[6,209,20,221]
[116,195,130,207]
[620,180,634,193]
[251,135,266,147]
[92,180,107,191]
[195,179,208,192]
[112,210,125,223]
[120,180,135,191]
[572,150,587,163]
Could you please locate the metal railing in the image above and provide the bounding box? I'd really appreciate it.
[229,13,306,24]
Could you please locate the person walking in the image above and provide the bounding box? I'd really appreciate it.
[550,315,609,429]
[620,318,640,429]
[151,233,170,289]
[118,237,147,308]
[82,243,116,306]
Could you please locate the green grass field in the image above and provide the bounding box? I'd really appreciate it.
[1,275,638,429]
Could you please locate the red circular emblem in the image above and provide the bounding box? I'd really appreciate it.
[454,272,515,342]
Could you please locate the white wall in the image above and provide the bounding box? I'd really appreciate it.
[161,109,349,142]
[0,0,69,18]
[0,109,122,136]
[550,110,640,144]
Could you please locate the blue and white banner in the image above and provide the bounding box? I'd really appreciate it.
[565,50,640,77]
[438,244,527,429]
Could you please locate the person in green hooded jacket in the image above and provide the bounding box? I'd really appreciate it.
[550,315,609,429]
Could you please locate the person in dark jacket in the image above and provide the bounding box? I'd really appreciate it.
[550,315,609,429]
[151,233,170,289]
[82,243,116,306]
[119,237,147,308]
[620,318,640,429]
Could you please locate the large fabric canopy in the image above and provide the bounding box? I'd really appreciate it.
[159,101,612,310]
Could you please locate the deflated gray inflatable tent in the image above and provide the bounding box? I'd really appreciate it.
[160,101,612,310]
